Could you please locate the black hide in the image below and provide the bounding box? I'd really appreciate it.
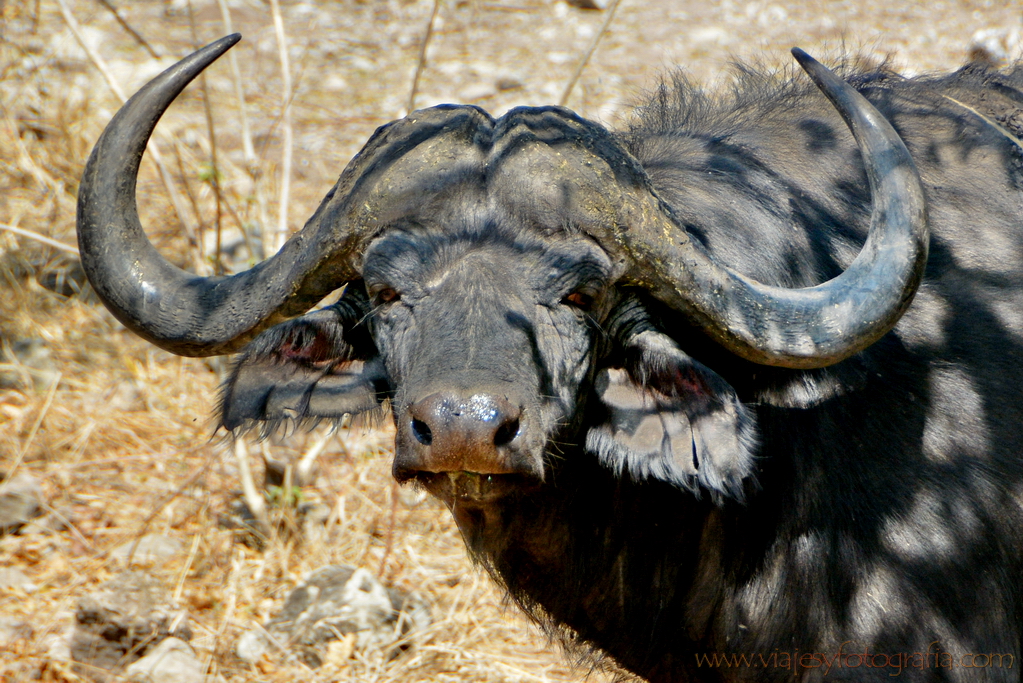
[223,61,1023,681]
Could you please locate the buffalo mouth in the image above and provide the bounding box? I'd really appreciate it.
[414,471,541,505]
[413,471,541,531]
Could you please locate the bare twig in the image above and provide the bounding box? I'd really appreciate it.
[296,428,333,485]
[268,0,293,256]
[215,0,256,164]
[171,136,207,257]
[32,0,42,35]
[55,0,205,273]
[48,454,183,470]
[188,0,225,274]
[377,480,400,579]
[0,222,79,255]
[558,0,624,107]
[1,111,72,210]
[0,372,60,495]
[39,501,95,552]
[215,0,267,262]
[212,548,244,663]
[93,0,161,59]
[53,0,130,105]
[407,0,442,116]
[234,438,270,538]
[123,457,213,566]
[173,533,202,602]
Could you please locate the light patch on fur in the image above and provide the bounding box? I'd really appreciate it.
[881,489,957,563]
[754,370,858,408]
[734,549,788,629]
[988,297,1023,345]
[894,285,949,352]
[848,563,908,643]
[791,532,825,574]
[922,366,990,464]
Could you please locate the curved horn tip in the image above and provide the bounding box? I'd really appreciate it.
[785,48,851,99]
[790,47,813,66]
[790,48,833,84]
[176,34,242,72]
[193,33,242,63]
[212,32,242,51]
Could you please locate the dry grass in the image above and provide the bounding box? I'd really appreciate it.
[0,1,1018,681]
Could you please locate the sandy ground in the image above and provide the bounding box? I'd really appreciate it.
[1,1,1020,681]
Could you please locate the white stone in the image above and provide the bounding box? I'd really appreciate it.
[0,472,42,533]
[234,628,273,664]
[111,534,183,564]
[0,566,37,593]
[125,638,204,683]
[0,616,31,649]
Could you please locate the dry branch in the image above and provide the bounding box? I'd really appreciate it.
[54,0,207,274]
[267,0,294,257]
[93,0,161,59]
[407,0,442,116]
[559,0,624,107]
[0,222,79,255]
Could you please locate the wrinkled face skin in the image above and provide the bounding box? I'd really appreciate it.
[222,216,757,531]
[218,106,765,538]
[362,218,615,524]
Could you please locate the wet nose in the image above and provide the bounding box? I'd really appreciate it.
[395,392,524,478]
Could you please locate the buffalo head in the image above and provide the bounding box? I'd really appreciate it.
[76,35,927,517]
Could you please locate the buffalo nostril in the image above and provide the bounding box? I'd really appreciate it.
[494,417,520,447]
[411,418,433,446]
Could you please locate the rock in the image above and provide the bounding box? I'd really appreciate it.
[235,565,430,668]
[20,508,73,535]
[233,628,273,664]
[298,501,331,544]
[0,471,43,535]
[110,534,183,565]
[37,257,87,297]
[0,565,37,593]
[201,225,258,273]
[0,615,32,649]
[124,637,204,683]
[495,76,523,92]
[106,380,146,412]
[0,338,59,390]
[218,497,266,550]
[43,620,74,661]
[71,571,191,682]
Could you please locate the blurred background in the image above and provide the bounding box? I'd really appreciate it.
[0,1,1019,681]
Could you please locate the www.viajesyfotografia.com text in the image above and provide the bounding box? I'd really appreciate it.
[694,642,1014,676]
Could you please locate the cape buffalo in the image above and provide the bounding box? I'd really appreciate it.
[77,34,1023,681]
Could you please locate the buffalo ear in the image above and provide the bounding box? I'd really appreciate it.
[586,330,758,502]
[220,299,388,433]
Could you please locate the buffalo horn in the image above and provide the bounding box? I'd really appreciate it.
[77,35,368,356]
[612,49,929,368]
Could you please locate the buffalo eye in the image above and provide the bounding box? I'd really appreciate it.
[563,291,594,310]
[373,287,401,305]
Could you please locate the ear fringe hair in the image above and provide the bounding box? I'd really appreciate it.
[217,401,392,444]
